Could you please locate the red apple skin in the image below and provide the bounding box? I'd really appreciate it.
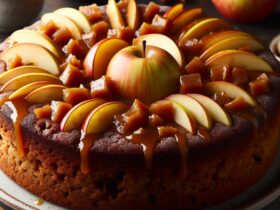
[106,45,181,104]
[212,0,277,23]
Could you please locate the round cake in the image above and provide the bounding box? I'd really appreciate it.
[0,1,280,210]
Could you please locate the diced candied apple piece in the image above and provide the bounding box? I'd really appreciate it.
[224,96,247,111]
[39,20,58,37]
[60,54,81,70]
[90,76,112,99]
[51,101,72,123]
[151,14,171,34]
[158,126,178,138]
[52,26,73,46]
[60,63,84,87]
[249,73,270,96]
[180,73,203,94]
[150,100,174,121]
[79,4,103,23]
[231,67,248,86]
[34,105,52,119]
[179,38,203,55]
[114,99,149,134]
[212,91,231,105]
[115,27,135,43]
[7,54,22,70]
[184,57,206,75]
[82,32,97,48]
[63,39,87,58]
[63,88,90,105]
[148,114,164,127]
[138,22,160,35]
[210,65,231,82]
[143,2,161,23]
[91,21,109,40]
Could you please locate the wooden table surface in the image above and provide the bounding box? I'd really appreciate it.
[0,0,280,209]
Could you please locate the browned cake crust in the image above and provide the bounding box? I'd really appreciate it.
[1,3,280,210]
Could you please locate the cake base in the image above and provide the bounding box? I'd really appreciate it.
[0,109,279,210]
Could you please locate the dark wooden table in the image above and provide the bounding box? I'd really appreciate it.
[0,0,280,209]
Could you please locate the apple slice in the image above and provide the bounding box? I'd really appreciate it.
[166,94,212,129]
[54,7,91,33]
[200,36,264,60]
[82,101,129,134]
[133,34,184,68]
[0,43,59,75]
[25,84,66,104]
[204,81,256,106]
[1,73,61,92]
[170,8,203,34]
[205,50,273,72]
[179,18,231,42]
[0,66,48,85]
[60,99,106,132]
[41,13,82,40]
[127,0,139,30]
[83,38,129,79]
[188,93,232,126]
[163,3,184,21]
[201,30,252,51]
[8,29,60,57]
[9,81,55,100]
[106,0,125,30]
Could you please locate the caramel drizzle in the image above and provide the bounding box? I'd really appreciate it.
[5,98,28,158]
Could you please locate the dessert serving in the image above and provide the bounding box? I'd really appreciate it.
[0,0,280,209]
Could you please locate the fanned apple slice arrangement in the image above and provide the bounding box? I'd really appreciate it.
[0,0,275,165]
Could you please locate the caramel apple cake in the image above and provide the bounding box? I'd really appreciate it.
[0,1,280,209]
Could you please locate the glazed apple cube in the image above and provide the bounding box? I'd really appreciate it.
[143,2,160,23]
[60,63,84,87]
[249,73,270,96]
[63,88,90,105]
[138,22,160,35]
[148,114,164,127]
[150,100,174,121]
[52,26,73,45]
[224,97,247,111]
[210,65,231,82]
[212,91,231,105]
[39,20,58,37]
[79,4,103,24]
[231,67,248,86]
[179,38,203,55]
[63,39,86,58]
[51,101,72,123]
[114,27,135,43]
[82,32,97,48]
[180,73,203,94]
[184,57,206,75]
[158,126,178,138]
[90,21,109,40]
[34,105,52,119]
[90,76,112,99]
[151,14,171,34]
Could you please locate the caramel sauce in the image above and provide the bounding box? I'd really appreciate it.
[197,125,211,142]
[175,130,188,176]
[79,131,100,174]
[5,98,28,158]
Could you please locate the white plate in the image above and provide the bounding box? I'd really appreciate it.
[1,144,280,210]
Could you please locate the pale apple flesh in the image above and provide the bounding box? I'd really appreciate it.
[166,94,212,129]
[200,36,264,60]
[133,33,185,68]
[179,18,231,43]
[127,0,139,30]
[8,29,60,57]
[204,81,256,106]
[106,45,181,104]
[60,99,106,132]
[106,0,125,30]
[0,66,48,85]
[188,93,232,126]
[54,7,91,32]
[9,81,56,100]
[84,38,129,79]
[41,13,82,40]
[205,49,273,72]
[82,101,129,134]
[25,84,67,104]
[1,73,61,92]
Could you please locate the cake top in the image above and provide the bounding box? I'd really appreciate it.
[0,0,279,174]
